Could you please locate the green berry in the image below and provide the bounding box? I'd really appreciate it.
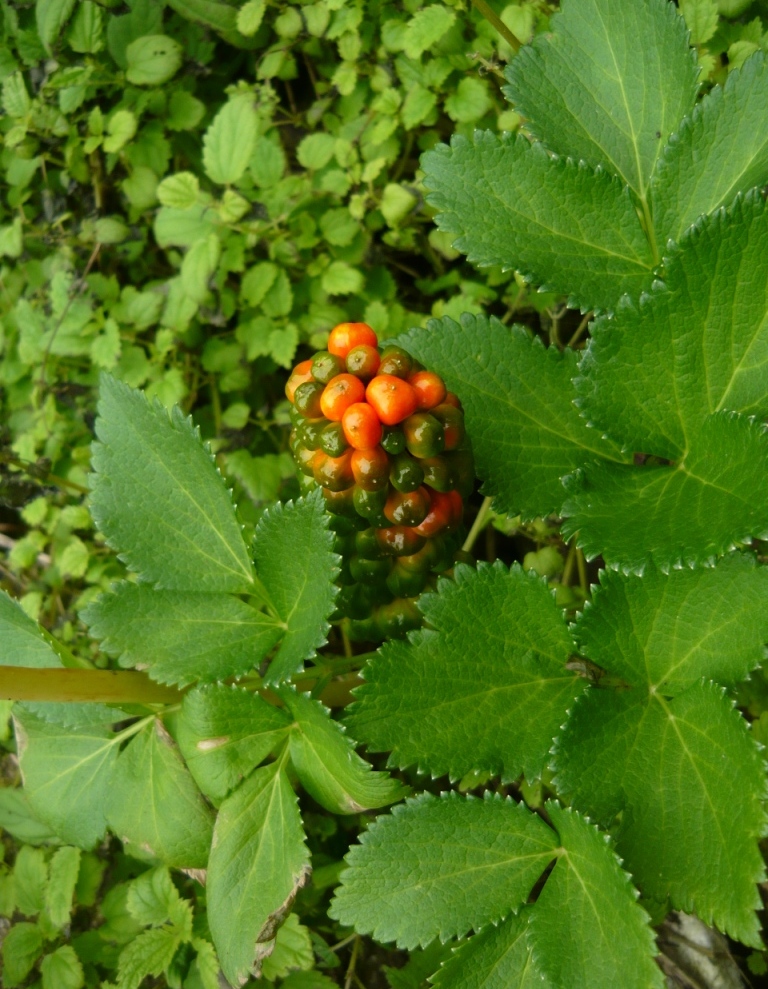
[353,486,389,526]
[300,417,328,450]
[319,421,348,457]
[420,455,453,493]
[403,412,445,459]
[386,562,428,598]
[378,345,413,378]
[294,380,325,418]
[389,453,425,493]
[349,555,392,584]
[311,350,345,384]
[381,426,406,455]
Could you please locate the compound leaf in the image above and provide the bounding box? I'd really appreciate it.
[577,196,768,458]
[177,685,291,803]
[574,553,768,692]
[652,54,768,246]
[14,707,118,849]
[562,414,768,571]
[528,804,663,989]
[330,792,558,950]
[279,688,406,814]
[83,584,282,688]
[207,761,311,987]
[346,563,581,783]
[504,0,697,201]
[254,493,339,685]
[553,683,766,946]
[400,315,626,520]
[422,133,654,312]
[0,591,63,668]
[107,720,214,869]
[90,374,255,594]
[433,910,547,989]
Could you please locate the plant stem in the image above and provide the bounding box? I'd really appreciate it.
[462,496,494,554]
[0,667,182,704]
[567,311,593,348]
[576,547,589,598]
[470,0,521,51]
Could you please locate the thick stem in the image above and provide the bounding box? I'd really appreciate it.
[470,0,521,51]
[0,667,182,704]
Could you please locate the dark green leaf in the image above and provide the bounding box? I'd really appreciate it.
[433,910,547,989]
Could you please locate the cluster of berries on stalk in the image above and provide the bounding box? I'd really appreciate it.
[286,322,474,641]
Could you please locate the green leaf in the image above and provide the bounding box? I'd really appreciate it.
[260,913,314,981]
[45,846,81,928]
[13,846,47,916]
[433,910,547,989]
[125,35,183,86]
[2,922,43,988]
[0,790,58,845]
[679,0,719,46]
[346,563,582,782]
[296,133,336,171]
[400,314,626,519]
[423,133,654,312]
[330,792,558,949]
[36,0,77,50]
[562,413,768,571]
[203,94,258,186]
[0,590,63,668]
[107,720,214,868]
[652,54,768,246]
[402,6,455,59]
[103,110,137,155]
[14,707,118,848]
[84,585,282,688]
[90,374,256,593]
[254,493,339,685]
[504,0,697,201]
[157,172,200,210]
[207,761,311,986]
[280,688,406,814]
[181,233,221,303]
[574,553,768,692]
[178,685,292,802]
[127,867,183,926]
[41,945,85,989]
[553,683,766,945]
[528,804,663,989]
[237,0,266,36]
[117,925,181,989]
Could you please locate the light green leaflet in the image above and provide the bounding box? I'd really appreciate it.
[346,563,582,783]
[0,591,63,668]
[399,314,627,520]
[504,0,697,204]
[90,374,255,594]
[432,911,547,989]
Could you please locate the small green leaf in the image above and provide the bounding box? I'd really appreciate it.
[296,133,336,171]
[237,0,266,36]
[157,172,200,210]
[653,54,768,245]
[125,35,183,86]
[679,0,719,45]
[203,94,258,186]
[181,233,221,303]
[346,563,582,783]
[422,133,654,312]
[0,590,63,668]
[433,910,547,989]
[117,926,181,989]
[13,846,47,917]
[260,913,314,981]
[45,846,81,928]
[14,707,118,849]
[280,688,406,814]
[103,110,137,154]
[402,6,455,59]
[178,685,292,803]
[85,584,282,688]
[107,720,214,868]
[331,793,558,949]
[400,314,626,519]
[2,922,44,988]
[127,867,183,926]
[90,374,255,593]
[255,493,339,685]
[40,945,85,989]
[36,0,77,50]
[207,762,311,986]
[504,0,697,200]
[528,804,663,989]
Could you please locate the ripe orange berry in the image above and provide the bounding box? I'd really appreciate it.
[285,360,314,403]
[320,374,366,421]
[447,490,464,526]
[366,374,418,426]
[443,392,462,410]
[413,489,454,537]
[328,322,378,359]
[351,446,390,490]
[409,370,447,410]
[342,403,383,450]
[346,345,381,379]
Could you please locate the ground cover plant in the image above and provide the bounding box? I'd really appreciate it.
[5,0,768,988]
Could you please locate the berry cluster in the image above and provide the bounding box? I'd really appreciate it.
[286,322,474,641]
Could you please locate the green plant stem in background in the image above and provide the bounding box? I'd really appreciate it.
[462,496,494,553]
[470,0,521,51]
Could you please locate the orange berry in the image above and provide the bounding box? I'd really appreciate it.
[313,448,354,492]
[409,370,447,410]
[328,322,378,359]
[351,446,390,490]
[320,374,366,421]
[342,403,383,450]
[285,360,314,403]
[447,490,464,525]
[413,489,454,537]
[366,374,419,426]
[443,392,462,410]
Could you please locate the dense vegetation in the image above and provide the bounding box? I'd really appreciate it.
[4,1,768,988]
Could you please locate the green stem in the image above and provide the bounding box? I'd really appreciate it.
[469,0,521,50]
[0,667,183,704]
[576,547,589,599]
[462,496,494,554]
